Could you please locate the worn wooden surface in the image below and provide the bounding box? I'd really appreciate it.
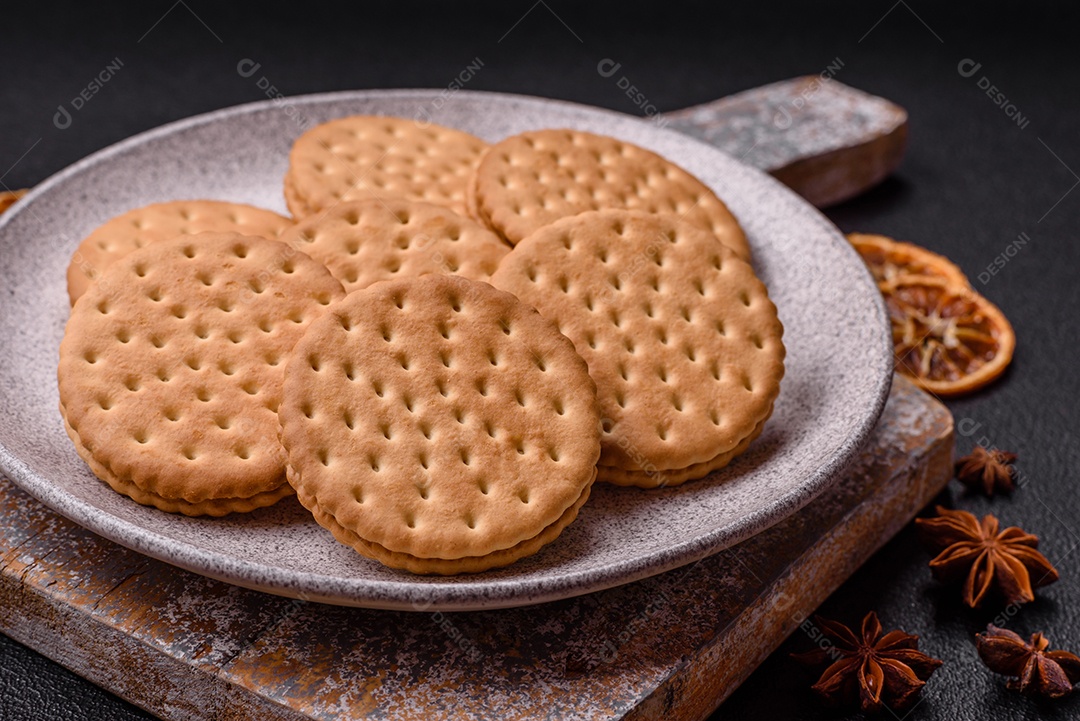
[0,375,952,720]
[668,76,908,207]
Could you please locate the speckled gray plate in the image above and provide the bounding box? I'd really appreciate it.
[0,90,892,611]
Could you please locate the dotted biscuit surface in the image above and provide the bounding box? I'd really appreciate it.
[284,116,488,218]
[491,210,784,476]
[277,198,508,294]
[473,128,750,258]
[58,233,346,510]
[294,468,594,575]
[279,274,601,565]
[67,200,293,304]
[63,407,294,517]
[595,411,770,488]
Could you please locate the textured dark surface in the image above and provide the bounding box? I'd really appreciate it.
[1,1,1077,719]
[0,633,147,720]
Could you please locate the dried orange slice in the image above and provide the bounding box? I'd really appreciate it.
[884,277,1015,396]
[848,232,968,288]
[0,188,26,215]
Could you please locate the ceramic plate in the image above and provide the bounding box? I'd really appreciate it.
[0,90,891,610]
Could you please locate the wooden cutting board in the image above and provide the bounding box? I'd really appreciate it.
[0,78,922,719]
[0,375,950,720]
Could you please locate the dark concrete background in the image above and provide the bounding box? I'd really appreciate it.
[2,2,1079,719]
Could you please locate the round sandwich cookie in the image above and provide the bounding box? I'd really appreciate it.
[279,274,601,574]
[284,115,488,218]
[491,210,784,488]
[66,200,293,305]
[471,128,750,259]
[277,198,509,294]
[58,232,346,516]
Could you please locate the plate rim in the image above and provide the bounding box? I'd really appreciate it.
[0,88,894,610]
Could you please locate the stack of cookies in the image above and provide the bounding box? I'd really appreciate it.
[58,115,783,574]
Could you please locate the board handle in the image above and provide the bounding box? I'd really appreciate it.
[665,77,908,208]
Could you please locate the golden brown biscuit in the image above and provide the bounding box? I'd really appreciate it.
[277,198,508,294]
[292,468,594,575]
[58,232,345,513]
[473,128,749,258]
[595,411,769,487]
[491,210,783,486]
[284,115,488,218]
[63,408,294,517]
[279,274,601,573]
[66,200,292,304]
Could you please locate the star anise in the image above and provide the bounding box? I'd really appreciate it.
[915,506,1058,608]
[791,611,943,713]
[976,625,1080,699]
[955,446,1018,496]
